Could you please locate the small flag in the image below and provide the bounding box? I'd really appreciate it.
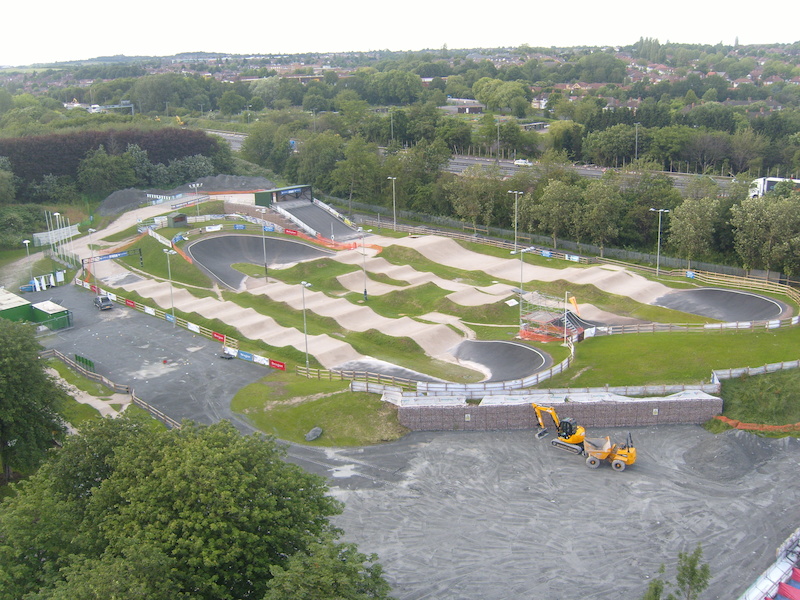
[569,296,580,317]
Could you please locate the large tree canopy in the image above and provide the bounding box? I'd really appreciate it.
[0,319,67,484]
[0,416,393,600]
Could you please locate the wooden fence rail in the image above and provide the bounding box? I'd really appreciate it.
[40,348,181,429]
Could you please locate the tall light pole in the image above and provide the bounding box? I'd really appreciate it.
[387,176,397,231]
[650,208,670,277]
[508,190,522,252]
[53,212,61,261]
[164,249,177,327]
[190,182,203,221]
[510,247,535,330]
[22,239,32,286]
[496,120,501,163]
[359,227,372,302]
[257,207,269,281]
[300,281,312,369]
[88,228,97,292]
[564,291,569,345]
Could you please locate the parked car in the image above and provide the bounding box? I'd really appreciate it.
[93,296,113,310]
[514,159,532,166]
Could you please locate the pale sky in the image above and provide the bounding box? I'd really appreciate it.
[4,1,798,67]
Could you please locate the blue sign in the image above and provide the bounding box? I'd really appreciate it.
[541,250,552,258]
[237,350,253,362]
[165,313,175,323]
[234,224,246,230]
[686,271,696,279]
[98,251,129,262]
[263,225,274,232]
[172,234,185,243]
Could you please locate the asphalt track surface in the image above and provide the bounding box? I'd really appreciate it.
[37,285,262,434]
[654,288,788,321]
[282,201,361,241]
[450,340,550,382]
[187,234,334,290]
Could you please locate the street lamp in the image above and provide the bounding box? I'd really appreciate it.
[564,291,570,345]
[87,228,97,292]
[22,239,32,286]
[650,208,670,277]
[300,281,312,369]
[510,247,535,330]
[163,249,177,327]
[189,182,203,221]
[508,190,522,252]
[359,227,372,302]
[256,207,269,281]
[387,177,397,231]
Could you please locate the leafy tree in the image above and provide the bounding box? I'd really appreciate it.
[527,180,583,249]
[671,544,710,600]
[218,90,247,115]
[331,136,383,211]
[548,121,583,161]
[668,196,720,267]
[641,544,710,600]
[263,540,393,600]
[444,164,500,228]
[284,130,345,192]
[0,167,14,204]
[0,417,388,600]
[0,319,68,483]
[581,178,625,256]
[77,145,137,197]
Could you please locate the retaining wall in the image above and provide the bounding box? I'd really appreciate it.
[397,397,723,431]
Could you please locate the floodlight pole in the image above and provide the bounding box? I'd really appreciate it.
[257,207,269,281]
[360,228,372,302]
[650,208,670,276]
[387,177,397,231]
[511,247,535,334]
[88,228,97,292]
[190,182,203,221]
[508,190,522,252]
[22,239,32,286]
[301,281,312,369]
[164,249,177,327]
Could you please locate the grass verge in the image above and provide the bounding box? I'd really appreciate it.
[542,327,800,388]
[231,370,408,445]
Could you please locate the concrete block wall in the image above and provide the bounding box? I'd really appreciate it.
[397,398,723,431]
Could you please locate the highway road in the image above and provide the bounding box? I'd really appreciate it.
[205,129,733,194]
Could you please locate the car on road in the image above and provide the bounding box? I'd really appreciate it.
[514,159,532,166]
[93,296,113,310]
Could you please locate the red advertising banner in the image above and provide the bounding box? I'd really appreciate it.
[285,229,298,236]
[212,332,226,343]
[268,359,286,371]
[125,299,136,307]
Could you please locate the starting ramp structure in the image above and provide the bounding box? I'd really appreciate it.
[517,291,583,342]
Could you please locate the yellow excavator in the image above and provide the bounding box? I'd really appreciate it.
[532,403,636,472]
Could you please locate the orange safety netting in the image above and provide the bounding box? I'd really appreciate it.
[715,415,800,433]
